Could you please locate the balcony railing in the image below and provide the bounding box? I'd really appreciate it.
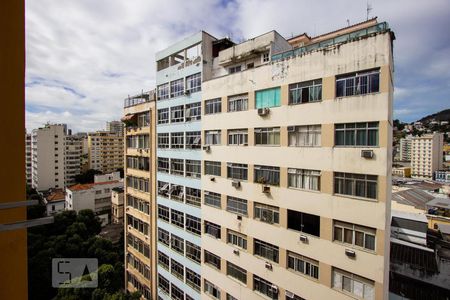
[123,90,155,108]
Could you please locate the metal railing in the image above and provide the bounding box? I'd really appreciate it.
[272,22,389,61]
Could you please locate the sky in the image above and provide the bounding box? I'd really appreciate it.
[25,0,450,133]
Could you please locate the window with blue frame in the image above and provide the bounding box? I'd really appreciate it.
[255,87,281,109]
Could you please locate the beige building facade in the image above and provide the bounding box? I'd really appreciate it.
[200,19,394,300]
[88,131,124,173]
[411,133,443,179]
[123,92,157,299]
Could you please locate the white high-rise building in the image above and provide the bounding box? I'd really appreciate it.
[399,136,412,162]
[411,133,443,179]
[25,132,32,186]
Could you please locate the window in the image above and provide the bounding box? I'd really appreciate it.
[171,284,184,300]
[158,274,170,294]
[185,160,201,178]
[335,122,379,146]
[204,280,221,299]
[137,112,150,127]
[170,234,184,254]
[227,262,247,284]
[204,191,221,208]
[287,210,320,237]
[254,203,279,224]
[158,133,169,148]
[255,127,280,145]
[254,239,279,263]
[336,69,380,97]
[262,52,270,63]
[253,275,278,299]
[185,214,201,235]
[254,165,280,185]
[170,184,183,202]
[205,98,221,114]
[228,94,248,112]
[157,83,169,100]
[186,73,201,93]
[171,210,184,228]
[332,268,375,299]
[229,65,242,74]
[170,259,184,280]
[158,251,170,269]
[255,87,280,109]
[226,196,248,216]
[333,220,376,251]
[288,168,320,191]
[170,78,184,97]
[158,228,170,246]
[186,268,201,291]
[171,105,184,123]
[158,205,170,222]
[287,251,319,279]
[288,125,321,147]
[334,172,377,199]
[227,163,248,180]
[186,241,201,263]
[228,129,248,145]
[157,108,169,125]
[227,294,238,300]
[185,187,201,207]
[289,79,322,104]
[186,131,201,149]
[171,132,184,149]
[158,181,169,197]
[205,161,221,176]
[204,250,221,269]
[170,158,184,176]
[204,221,221,239]
[157,157,169,173]
[205,130,221,145]
[185,102,201,121]
[227,230,247,249]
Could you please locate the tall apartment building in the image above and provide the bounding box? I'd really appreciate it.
[107,120,125,136]
[155,32,221,300]
[88,131,124,173]
[64,135,82,186]
[25,132,32,186]
[411,133,443,179]
[31,124,67,191]
[123,92,157,299]
[200,18,393,300]
[398,136,412,162]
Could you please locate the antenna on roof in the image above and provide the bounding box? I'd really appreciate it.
[366,1,373,20]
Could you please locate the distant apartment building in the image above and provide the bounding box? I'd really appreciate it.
[43,188,65,215]
[88,131,124,173]
[31,124,67,191]
[107,120,125,136]
[399,136,412,161]
[111,187,124,224]
[123,92,156,299]
[25,132,32,186]
[199,18,393,300]
[64,135,82,186]
[392,166,411,178]
[411,133,443,179]
[65,171,123,225]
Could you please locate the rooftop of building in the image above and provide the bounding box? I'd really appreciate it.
[392,186,441,210]
[45,189,65,202]
[112,187,124,193]
[123,90,155,108]
[67,180,120,192]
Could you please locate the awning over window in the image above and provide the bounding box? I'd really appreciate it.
[121,114,136,122]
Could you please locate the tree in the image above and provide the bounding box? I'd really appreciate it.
[74,169,102,184]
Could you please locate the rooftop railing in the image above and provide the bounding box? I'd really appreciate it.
[123,90,155,108]
[272,22,389,61]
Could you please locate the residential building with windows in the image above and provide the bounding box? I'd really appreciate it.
[43,188,66,215]
[64,134,82,186]
[107,120,125,136]
[25,132,32,186]
[111,187,124,224]
[200,18,394,300]
[65,171,123,226]
[399,136,412,162]
[155,32,223,300]
[88,131,124,174]
[31,124,67,191]
[411,133,443,179]
[123,92,157,299]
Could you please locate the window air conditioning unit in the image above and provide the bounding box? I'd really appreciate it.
[285,291,295,299]
[184,90,190,95]
[265,262,273,270]
[287,126,295,132]
[233,249,240,256]
[210,177,215,182]
[203,145,211,152]
[257,107,270,116]
[262,186,270,194]
[237,215,242,221]
[270,285,279,294]
[345,249,356,258]
[299,234,308,243]
[232,180,241,188]
[361,150,374,159]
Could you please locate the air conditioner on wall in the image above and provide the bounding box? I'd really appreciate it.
[203,145,211,152]
[265,262,273,270]
[345,249,356,258]
[233,249,240,256]
[257,107,270,116]
[231,180,241,188]
[262,186,270,194]
[361,150,374,159]
[285,291,294,299]
[299,234,308,243]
